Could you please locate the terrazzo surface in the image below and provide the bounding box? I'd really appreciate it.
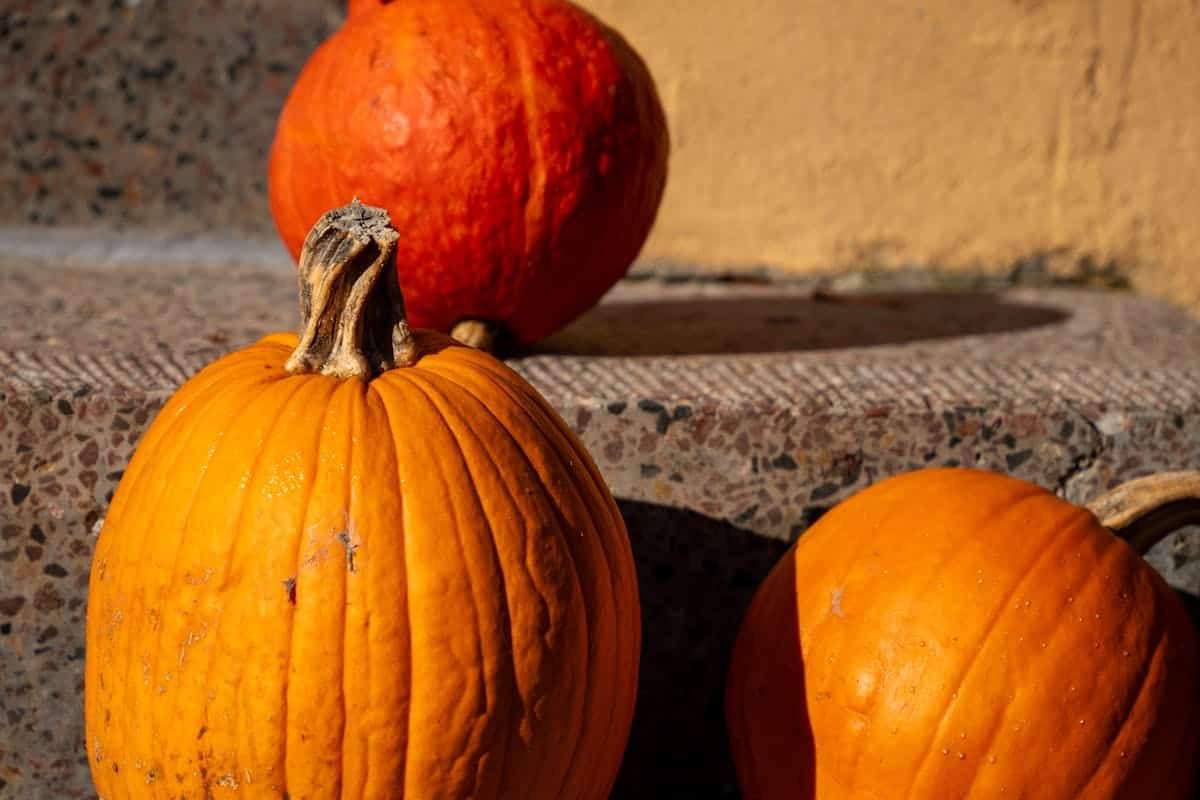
[1,0,340,231]
[2,263,1200,797]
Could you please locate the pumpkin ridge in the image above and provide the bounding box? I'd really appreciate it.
[825,484,1051,791]
[1077,613,1170,797]
[775,486,917,782]
[410,364,592,795]
[336,381,364,800]
[1095,568,1198,798]
[145,367,300,783]
[790,480,922,665]
[206,375,326,596]
[901,502,1096,796]
[108,364,293,794]
[955,526,1130,798]
[98,355,274,541]
[425,357,630,796]
[510,0,548,302]
[345,379,391,796]
[798,481,1043,693]
[365,380,415,796]
[87,367,226,797]
[400,368,547,796]
[433,355,632,602]
[1157,608,1200,795]
[344,384,369,798]
[393,369,506,796]
[1065,532,1163,796]
[284,377,368,794]
[374,370,502,797]
[790,477,1046,793]
[728,478,902,798]
[275,382,340,799]
[191,376,329,794]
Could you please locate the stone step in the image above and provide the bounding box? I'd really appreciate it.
[2,260,1199,798]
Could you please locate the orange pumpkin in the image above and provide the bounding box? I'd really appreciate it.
[84,201,640,799]
[268,0,669,348]
[726,467,1199,799]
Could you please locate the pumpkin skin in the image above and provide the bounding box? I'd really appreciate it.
[268,0,669,344]
[726,468,1199,799]
[84,329,640,798]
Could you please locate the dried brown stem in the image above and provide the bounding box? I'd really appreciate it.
[285,200,417,379]
[1086,472,1200,555]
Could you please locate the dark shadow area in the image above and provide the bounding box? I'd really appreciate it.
[721,552,817,800]
[610,500,792,799]
[1180,588,1200,631]
[528,291,1071,357]
[1173,589,1200,800]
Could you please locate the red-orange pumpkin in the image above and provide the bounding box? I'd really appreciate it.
[85,202,641,798]
[727,467,1199,799]
[269,0,669,346]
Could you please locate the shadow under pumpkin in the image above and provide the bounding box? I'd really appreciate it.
[532,291,1071,357]
[610,500,794,799]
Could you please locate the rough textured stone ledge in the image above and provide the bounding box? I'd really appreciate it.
[2,262,1199,798]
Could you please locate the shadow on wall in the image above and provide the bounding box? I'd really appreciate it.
[611,499,792,799]
[533,291,1071,357]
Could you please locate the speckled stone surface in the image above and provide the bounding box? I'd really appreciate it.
[1,0,340,231]
[3,262,1200,797]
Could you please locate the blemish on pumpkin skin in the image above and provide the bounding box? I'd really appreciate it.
[283,576,297,604]
[301,545,331,569]
[184,567,215,585]
[830,586,845,617]
[338,530,358,573]
[106,609,123,639]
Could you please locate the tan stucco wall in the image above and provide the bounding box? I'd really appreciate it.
[581,0,1200,308]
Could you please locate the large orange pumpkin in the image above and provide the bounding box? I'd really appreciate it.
[84,202,641,799]
[268,0,669,348]
[727,467,1199,799]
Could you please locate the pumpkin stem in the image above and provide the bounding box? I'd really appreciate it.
[450,318,504,353]
[1086,471,1200,555]
[285,200,417,379]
